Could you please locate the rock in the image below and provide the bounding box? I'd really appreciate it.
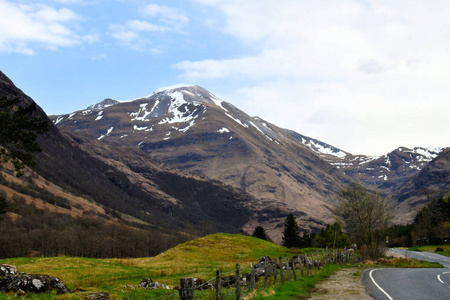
[138,278,153,288]
[87,292,110,299]
[0,264,18,277]
[0,274,67,294]
[138,278,170,290]
[193,278,213,290]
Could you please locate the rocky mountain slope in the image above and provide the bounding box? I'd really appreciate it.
[0,71,260,256]
[51,85,353,240]
[2,68,447,246]
[51,84,448,240]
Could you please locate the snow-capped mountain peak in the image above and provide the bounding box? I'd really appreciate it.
[87,98,120,110]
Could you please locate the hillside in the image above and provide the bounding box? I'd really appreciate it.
[51,84,448,238]
[1,69,448,250]
[51,85,352,241]
[0,71,259,258]
[0,233,293,299]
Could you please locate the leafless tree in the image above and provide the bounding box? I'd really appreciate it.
[335,182,392,260]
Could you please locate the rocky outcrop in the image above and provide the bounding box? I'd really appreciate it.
[138,278,170,290]
[0,273,67,294]
[0,264,17,277]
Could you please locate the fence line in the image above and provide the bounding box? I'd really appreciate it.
[170,248,358,300]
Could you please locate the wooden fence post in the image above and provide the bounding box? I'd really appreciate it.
[279,257,284,284]
[285,257,292,281]
[310,253,315,272]
[250,263,256,290]
[298,256,304,277]
[291,257,297,280]
[179,278,195,300]
[316,250,320,270]
[235,263,240,300]
[215,270,221,300]
[273,258,277,284]
[264,261,268,289]
[305,254,310,276]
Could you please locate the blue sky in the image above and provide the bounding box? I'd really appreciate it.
[1,0,449,156]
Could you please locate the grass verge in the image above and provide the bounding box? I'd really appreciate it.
[0,235,446,299]
[408,245,450,258]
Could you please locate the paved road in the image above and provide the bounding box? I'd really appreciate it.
[362,248,450,300]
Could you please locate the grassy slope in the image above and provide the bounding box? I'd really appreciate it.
[1,234,444,299]
[408,245,450,258]
[0,233,294,299]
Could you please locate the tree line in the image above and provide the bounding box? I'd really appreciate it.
[0,191,189,258]
[387,193,450,247]
[253,183,449,260]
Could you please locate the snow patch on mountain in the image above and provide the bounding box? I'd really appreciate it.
[95,111,103,121]
[156,91,206,132]
[301,138,347,158]
[130,101,160,122]
[54,116,64,125]
[133,125,148,131]
[88,98,120,110]
[406,147,443,160]
[208,93,228,112]
[98,127,114,140]
[224,112,248,128]
[218,127,230,133]
[154,84,195,94]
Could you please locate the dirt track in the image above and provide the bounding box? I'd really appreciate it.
[308,250,405,299]
[307,267,372,300]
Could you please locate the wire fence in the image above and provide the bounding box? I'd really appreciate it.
[152,248,357,300]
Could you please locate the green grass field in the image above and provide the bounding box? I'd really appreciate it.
[408,244,450,258]
[0,233,296,299]
[0,234,445,299]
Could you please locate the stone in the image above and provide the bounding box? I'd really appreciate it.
[88,292,110,299]
[0,274,67,294]
[138,278,170,290]
[193,277,213,290]
[0,264,18,277]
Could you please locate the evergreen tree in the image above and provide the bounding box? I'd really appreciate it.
[0,96,48,177]
[300,231,314,248]
[282,213,301,248]
[315,222,350,248]
[252,225,268,240]
[0,96,48,222]
[0,196,6,222]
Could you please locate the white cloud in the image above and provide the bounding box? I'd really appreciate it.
[141,4,189,28]
[0,0,85,54]
[109,4,189,51]
[176,0,450,155]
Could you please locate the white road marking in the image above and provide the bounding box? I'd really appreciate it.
[437,275,444,284]
[369,269,394,300]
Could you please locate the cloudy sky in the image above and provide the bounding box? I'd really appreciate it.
[1,0,449,156]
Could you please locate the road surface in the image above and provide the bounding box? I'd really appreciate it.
[362,248,450,300]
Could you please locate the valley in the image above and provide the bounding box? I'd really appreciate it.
[0,69,448,250]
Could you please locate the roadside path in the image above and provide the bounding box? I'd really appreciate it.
[308,267,372,300]
[308,249,405,299]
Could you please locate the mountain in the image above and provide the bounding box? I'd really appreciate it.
[390,147,450,222]
[51,85,448,238]
[50,85,354,241]
[2,70,447,247]
[0,71,260,257]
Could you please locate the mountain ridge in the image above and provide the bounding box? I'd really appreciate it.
[50,84,448,241]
